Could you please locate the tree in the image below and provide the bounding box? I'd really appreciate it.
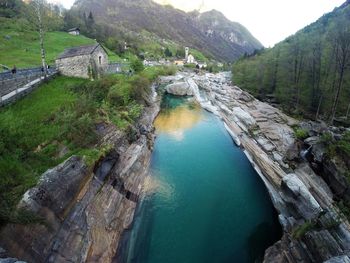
[329,19,350,123]
[25,0,51,75]
[164,47,172,57]
[33,0,47,76]
[0,0,23,17]
[131,59,144,73]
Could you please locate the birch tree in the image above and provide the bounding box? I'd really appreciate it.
[26,0,48,76]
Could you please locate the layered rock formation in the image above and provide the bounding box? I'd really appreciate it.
[0,86,161,263]
[160,71,350,262]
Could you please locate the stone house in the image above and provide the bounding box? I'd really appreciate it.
[68,28,80,35]
[186,54,196,64]
[56,44,108,79]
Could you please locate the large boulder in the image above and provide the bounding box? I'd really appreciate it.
[165,82,193,96]
[19,156,88,218]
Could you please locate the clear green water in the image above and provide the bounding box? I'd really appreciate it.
[124,96,281,263]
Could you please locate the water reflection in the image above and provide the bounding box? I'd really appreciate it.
[142,171,174,200]
[154,97,202,141]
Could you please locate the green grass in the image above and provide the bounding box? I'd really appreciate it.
[0,76,86,225]
[0,28,97,68]
[0,18,122,68]
[294,128,309,140]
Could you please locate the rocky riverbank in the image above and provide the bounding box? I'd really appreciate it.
[162,71,350,262]
[0,84,161,263]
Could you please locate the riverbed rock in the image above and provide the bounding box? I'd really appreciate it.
[324,255,350,263]
[232,107,256,128]
[0,259,19,263]
[19,156,88,217]
[0,247,6,257]
[165,82,193,96]
[282,174,322,220]
[257,136,276,152]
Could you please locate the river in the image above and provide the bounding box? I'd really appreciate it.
[122,95,281,263]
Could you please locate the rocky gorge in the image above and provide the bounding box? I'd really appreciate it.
[0,70,350,263]
[161,71,350,262]
[0,84,161,263]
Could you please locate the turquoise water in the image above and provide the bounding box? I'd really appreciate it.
[123,96,281,263]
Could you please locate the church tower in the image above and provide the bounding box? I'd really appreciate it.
[185,47,189,60]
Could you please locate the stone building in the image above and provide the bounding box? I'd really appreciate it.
[186,53,196,64]
[67,28,80,35]
[56,44,108,79]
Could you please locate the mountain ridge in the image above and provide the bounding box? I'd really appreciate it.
[71,0,263,61]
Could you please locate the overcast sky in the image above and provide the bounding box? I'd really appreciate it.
[50,0,345,47]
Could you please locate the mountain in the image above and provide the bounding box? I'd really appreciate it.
[70,0,263,61]
[232,0,350,123]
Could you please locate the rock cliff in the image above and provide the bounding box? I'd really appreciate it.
[0,85,161,263]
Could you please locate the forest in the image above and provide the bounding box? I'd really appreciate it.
[232,1,350,125]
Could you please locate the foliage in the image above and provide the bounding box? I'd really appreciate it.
[232,3,350,123]
[292,213,340,240]
[207,63,220,73]
[292,220,318,239]
[0,0,24,18]
[337,131,350,157]
[337,200,350,220]
[130,58,145,73]
[294,128,309,140]
[0,65,175,227]
[0,77,82,227]
[164,47,172,57]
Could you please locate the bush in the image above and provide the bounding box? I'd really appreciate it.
[292,220,317,239]
[130,75,151,102]
[108,83,131,107]
[294,128,309,140]
[131,58,144,73]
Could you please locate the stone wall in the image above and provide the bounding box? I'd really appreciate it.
[0,74,40,97]
[0,67,56,97]
[56,45,109,79]
[0,74,57,107]
[56,54,91,79]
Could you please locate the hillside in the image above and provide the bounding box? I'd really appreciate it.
[0,18,121,68]
[69,0,262,62]
[232,0,350,124]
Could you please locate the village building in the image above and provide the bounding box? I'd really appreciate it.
[186,53,196,64]
[67,27,80,35]
[56,43,109,79]
[184,46,196,64]
[173,60,184,66]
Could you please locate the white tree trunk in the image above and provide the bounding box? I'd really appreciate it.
[35,0,48,77]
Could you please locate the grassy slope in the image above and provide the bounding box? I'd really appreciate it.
[0,65,176,226]
[0,77,85,222]
[0,26,122,68]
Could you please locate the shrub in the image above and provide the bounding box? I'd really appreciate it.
[292,220,317,239]
[108,83,131,107]
[130,75,151,102]
[131,58,144,73]
[294,128,309,140]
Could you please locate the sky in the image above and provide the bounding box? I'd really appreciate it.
[49,0,345,47]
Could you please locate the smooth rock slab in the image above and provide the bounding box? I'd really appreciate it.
[165,82,193,96]
[232,107,256,128]
[282,173,322,220]
[324,255,350,263]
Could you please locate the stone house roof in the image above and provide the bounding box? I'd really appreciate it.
[68,27,80,32]
[57,44,107,60]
